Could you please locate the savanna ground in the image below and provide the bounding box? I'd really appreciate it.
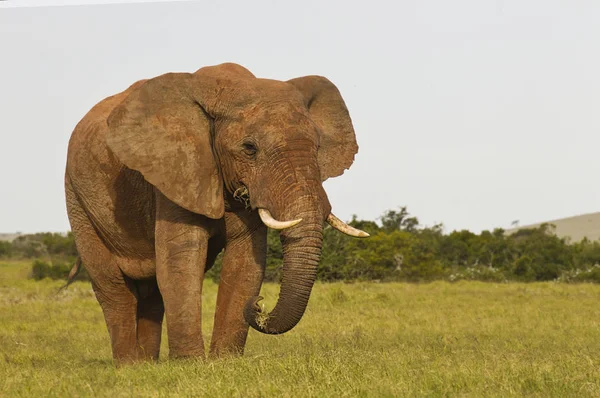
[1,261,599,397]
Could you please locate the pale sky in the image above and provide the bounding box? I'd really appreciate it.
[0,0,598,234]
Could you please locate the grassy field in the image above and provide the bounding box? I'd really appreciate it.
[1,261,599,397]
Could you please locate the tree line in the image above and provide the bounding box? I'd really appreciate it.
[2,207,599,283]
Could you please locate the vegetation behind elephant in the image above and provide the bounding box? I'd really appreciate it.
[64,62,368,364]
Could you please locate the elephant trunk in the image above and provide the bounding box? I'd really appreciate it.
[244,199,324,335]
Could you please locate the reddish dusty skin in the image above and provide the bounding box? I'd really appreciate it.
[64,62,360,364]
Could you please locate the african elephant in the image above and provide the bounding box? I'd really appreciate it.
[64,62,368,364]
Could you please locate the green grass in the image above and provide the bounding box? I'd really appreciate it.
[1,261,599,397]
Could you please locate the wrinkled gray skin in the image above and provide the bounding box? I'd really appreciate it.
[64,62,362,364]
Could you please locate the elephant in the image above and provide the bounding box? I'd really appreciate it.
[64,62,368,364]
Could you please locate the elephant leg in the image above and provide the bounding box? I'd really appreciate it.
[135,278,164,361]
[209,212,266,358]
[91,274,141,364]
[155,191,210,359]
[66,182,142,364]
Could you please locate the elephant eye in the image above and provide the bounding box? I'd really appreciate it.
[242,141,258,157]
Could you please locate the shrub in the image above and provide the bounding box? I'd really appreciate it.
[0,241,12,257]
[557,265,600,284]
[448,266,507,283]
[18,206,600,285]
[30,259,89,281]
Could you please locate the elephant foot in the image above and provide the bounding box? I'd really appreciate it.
[167,341,206,361]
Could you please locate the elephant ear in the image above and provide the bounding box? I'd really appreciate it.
[287,76,358,181]
[106,72,224,219]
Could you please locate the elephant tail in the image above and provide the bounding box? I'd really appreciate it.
[58,257,82,293]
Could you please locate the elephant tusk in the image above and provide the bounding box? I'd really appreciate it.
[258,208,303,230]
[326,213,370,238]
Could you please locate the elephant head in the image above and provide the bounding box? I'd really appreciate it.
[105,63,367,335]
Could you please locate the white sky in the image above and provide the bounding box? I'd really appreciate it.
[0,0,598,234]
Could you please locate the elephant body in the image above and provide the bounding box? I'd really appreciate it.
[64,63,365,364]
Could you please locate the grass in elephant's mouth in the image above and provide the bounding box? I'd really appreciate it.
[1,260,600,397]
[255,303,270,329]
[233,186,251,209]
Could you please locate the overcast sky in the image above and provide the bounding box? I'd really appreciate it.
[0,0,598,234]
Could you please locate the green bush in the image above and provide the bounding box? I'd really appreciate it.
[557,265,600,283]
[6,232,77,259]
[204,229,285,283]
[513,255,535,281]
[15,206,600,285]
[0,241,12,257]
[448,266,507,283]
[31,259,69,280]
[30,259,89,281]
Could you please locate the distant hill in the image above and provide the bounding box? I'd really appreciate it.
[505,212,600,242]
